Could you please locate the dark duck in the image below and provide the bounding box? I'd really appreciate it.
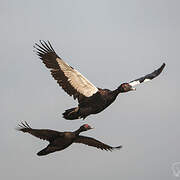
[34,41,166,120]
[17,122,122,156]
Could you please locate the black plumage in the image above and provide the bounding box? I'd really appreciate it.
[17,122,122,156]
[34,41,166,120]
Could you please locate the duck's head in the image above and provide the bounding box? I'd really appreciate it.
[80,124,93,131]
[118,83,136,93]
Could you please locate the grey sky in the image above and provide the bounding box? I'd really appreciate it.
[1,0,179,179]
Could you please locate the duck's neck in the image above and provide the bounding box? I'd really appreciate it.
[74,127,84,136]
[111,85,126,99]
[112,88,121,97]
[113,84,127,94]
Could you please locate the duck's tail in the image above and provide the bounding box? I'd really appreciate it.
[37,147,50,156]
[37,146,59,156]
[62,107,81,120]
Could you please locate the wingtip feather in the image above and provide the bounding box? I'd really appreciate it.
[161,62,166,69]
[115,145,123,150]
[16,121,31,132]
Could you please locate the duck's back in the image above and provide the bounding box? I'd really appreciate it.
[51,132,75,150]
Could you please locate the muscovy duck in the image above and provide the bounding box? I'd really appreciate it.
[17,122,122,156]
[34,41,165,120]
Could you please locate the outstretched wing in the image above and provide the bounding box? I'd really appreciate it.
[34,41,98,99]
[17,121,63,142]
[129,63,166,87]
[74,135,122,151]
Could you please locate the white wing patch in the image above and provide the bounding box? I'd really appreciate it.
[129,78,151,87]
[143,79,151,83]
[129,81,140,87]
[56,58,98,97]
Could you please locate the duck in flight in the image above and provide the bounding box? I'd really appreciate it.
[17,122,122,156]
[34,41,165,120]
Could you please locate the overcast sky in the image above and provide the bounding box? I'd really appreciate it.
[1,0,180,179]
